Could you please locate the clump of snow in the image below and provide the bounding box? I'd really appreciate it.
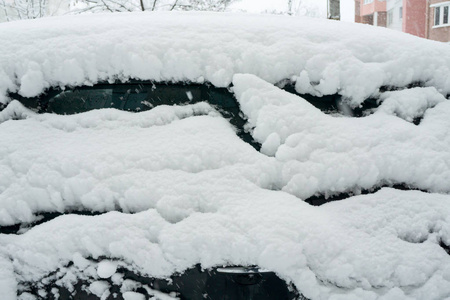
[123,292,146,300]
[0,12,449,105]
[375,87,447,122]
[97,260,118,279]
[89,280,110,298]
[233,74,450,199]
[0,99,35,122]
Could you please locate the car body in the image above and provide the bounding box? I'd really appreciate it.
[1,11,450,300]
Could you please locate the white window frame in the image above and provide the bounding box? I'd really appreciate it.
[431,1,450,28]
[364,0,374,5]
[387,9,394,26]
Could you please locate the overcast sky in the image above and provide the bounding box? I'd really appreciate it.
[231,0,355,22]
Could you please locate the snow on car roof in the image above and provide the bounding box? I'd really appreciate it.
[0,11,450,300]
[0,11,449,105]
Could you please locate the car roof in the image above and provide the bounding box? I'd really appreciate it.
[1,11,449,106]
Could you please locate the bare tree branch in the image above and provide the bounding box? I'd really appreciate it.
[101,0,114,12]
[1,0,239,21]
[170,0,179,11]
[151,0,158,11]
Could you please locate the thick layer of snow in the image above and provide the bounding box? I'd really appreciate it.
[0,80,450,298]
[1,11,450,300]
[0,101,276,226]
[2,80,449,225]
[0,12,449,106]
[233,74,450,199]
[1,188,450,299]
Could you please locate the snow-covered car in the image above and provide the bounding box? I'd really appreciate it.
[1,11,450,300]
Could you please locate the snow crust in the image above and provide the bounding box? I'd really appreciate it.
[1,12,449,106]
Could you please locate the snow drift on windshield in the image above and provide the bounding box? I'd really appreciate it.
[0,11,449,106]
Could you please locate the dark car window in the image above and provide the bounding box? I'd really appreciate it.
[7,82,380,151]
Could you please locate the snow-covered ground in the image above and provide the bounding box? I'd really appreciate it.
[0,12,450,300]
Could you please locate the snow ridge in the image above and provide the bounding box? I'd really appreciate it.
[1,12,449,105]
[233,74,450,199]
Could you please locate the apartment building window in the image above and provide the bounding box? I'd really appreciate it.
[435,7,440,25]
[387,9,394,25]
[399,7,403,19]
[432,2,450,27]
[445,6,449,24]
[364,0,374,4]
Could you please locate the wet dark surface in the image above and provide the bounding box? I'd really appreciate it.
[5,81,384,159]
[11,82,263,151]
[304,183,424,206]
[126,265,302,300]
[0,211,103,235]
[440,240,450,255]
[21,264,305,300]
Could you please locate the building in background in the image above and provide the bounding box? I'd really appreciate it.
[355,0,449,42]
[328,0,341,20]
[386,0,402,31]
[386,0,426,38]
[354,0,387,26]
[426,0,450,42]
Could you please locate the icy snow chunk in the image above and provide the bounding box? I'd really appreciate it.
[376,87,447,122]
[120,279,142,294]
[123,292,145,300]
[72,252,90,270]
[18,293,37,300]
[89,280,110,298]
[97,260,118,279]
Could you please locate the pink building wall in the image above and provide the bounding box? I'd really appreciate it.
[359,0,387,16]
[426,0,450,42]
[403,0,427,38]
